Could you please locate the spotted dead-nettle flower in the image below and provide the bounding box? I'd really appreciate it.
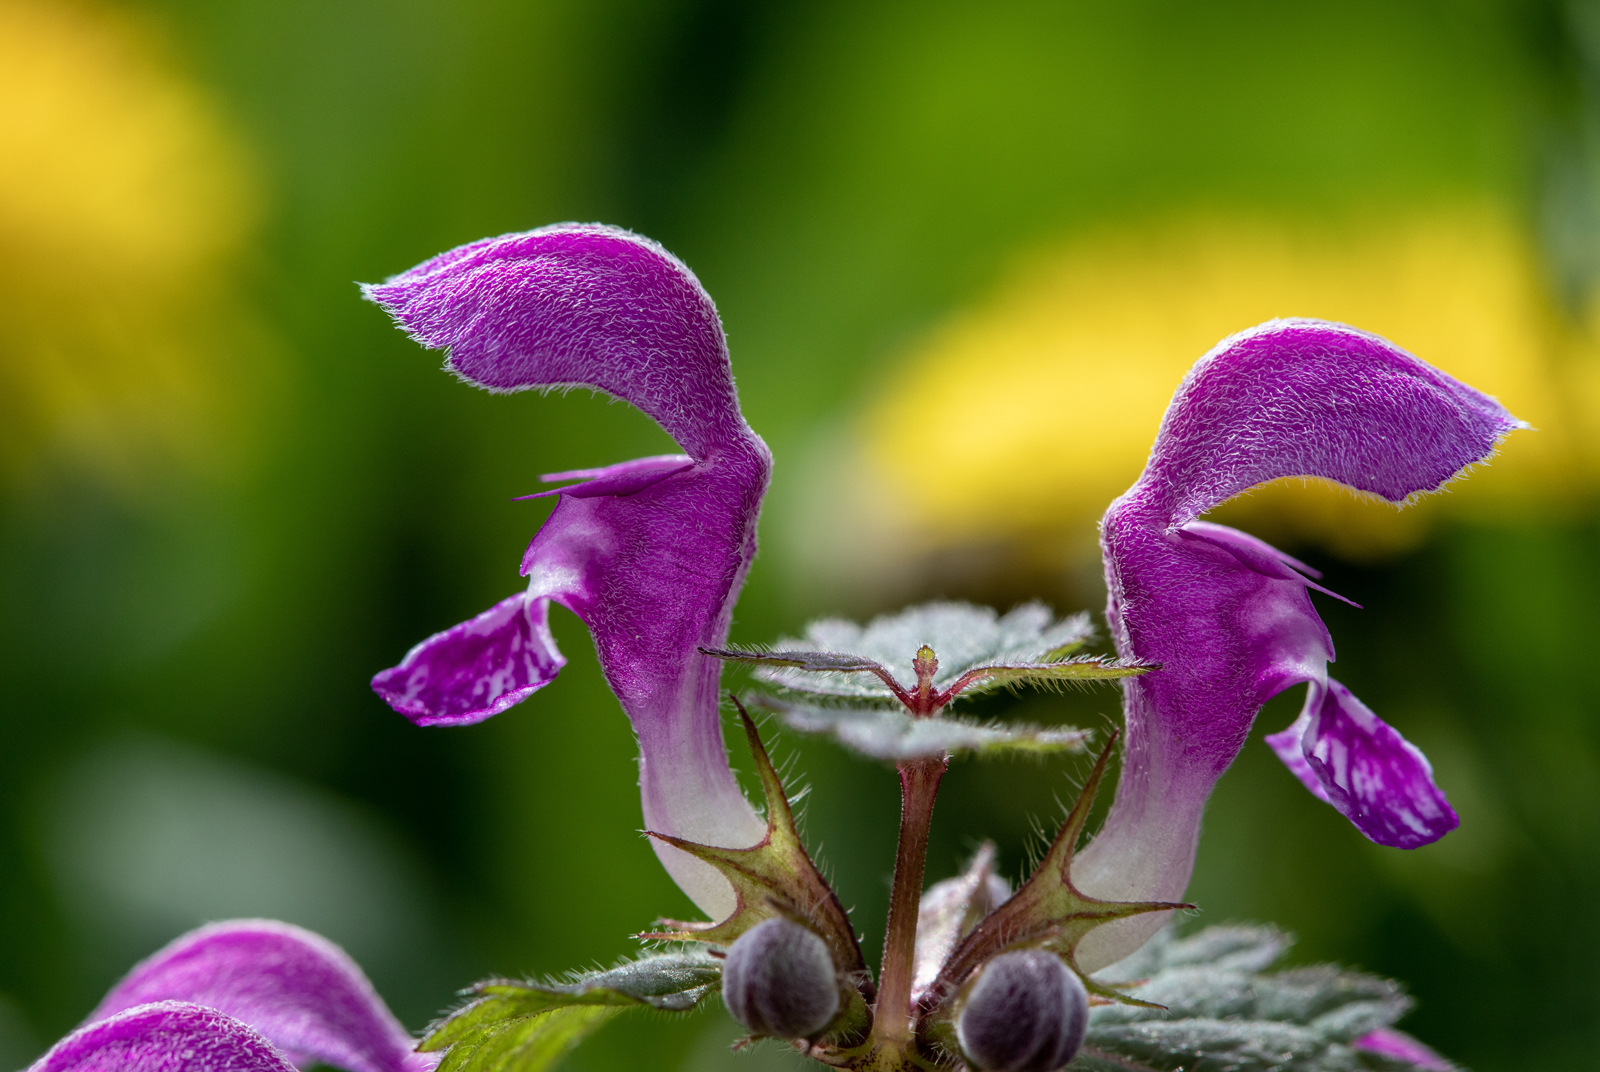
[1072,318,1523,969]
[29,920,429,1072]
[363,224,770,919]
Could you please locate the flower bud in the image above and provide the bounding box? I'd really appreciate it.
[955,949,1088,1072]
[721,917,841,1038]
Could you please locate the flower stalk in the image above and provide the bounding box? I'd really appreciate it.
[872,755,947,1057]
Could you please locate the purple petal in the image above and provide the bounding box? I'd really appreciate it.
[87,920,430,1072]
[1136,318,1525,525]
[533,453,695,499]
[363,224,746,459]
[29,1002,297,1072]
[1353,1028,1456,1070]
[372,591,563,727]
[1264,710,1331,804]
[517,453,771,915]
[1073,319,1518,970]
[1272,679,1458,849]
[1073,516,1336,967]
[365,226,771,917]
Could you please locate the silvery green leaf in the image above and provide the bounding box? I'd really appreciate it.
[1097,924,1293,984]
[1067,926,1448,1072]
[1089,965,1408,1038]
[421,952,721,1072]
[1077,1018,1370,1072]
[745,601,1095,701]
[757,695,1092,760]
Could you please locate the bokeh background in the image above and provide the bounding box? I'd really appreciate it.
[3,1,1598,1069]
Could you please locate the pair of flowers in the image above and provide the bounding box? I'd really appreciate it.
[366,225,1516,969]
[31,224,1517,1069]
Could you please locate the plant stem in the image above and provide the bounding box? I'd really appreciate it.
[872,756,947,1052]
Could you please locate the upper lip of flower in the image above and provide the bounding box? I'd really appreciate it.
[360,223,771,919]
[1070,316,1524,971]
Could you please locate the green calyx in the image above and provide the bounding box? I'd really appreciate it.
[641,699,874,1044]
[916,732,1192,1046]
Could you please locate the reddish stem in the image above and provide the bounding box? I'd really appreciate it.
[871,756,946,1050]
[866,665,919,710]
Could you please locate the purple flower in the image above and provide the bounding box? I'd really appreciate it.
[364,224,770,917]
[28,920,430,1072]
[1072,319,1522,969]
[1353,1027,1457,1071]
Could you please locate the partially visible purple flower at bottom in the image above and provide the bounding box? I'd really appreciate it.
[1353,1027,1457,1071]
[1072,319,1523,971]
[32,1003,298,1072]
[29,920,430,1072]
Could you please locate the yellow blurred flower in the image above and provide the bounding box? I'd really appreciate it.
[0,0,271,487]
[855,205,1598,566]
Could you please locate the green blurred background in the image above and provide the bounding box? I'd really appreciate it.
[3,1,1599,1069]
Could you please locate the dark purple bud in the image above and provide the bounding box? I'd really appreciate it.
[721,917,840,1038]
[956,950,1088,1072]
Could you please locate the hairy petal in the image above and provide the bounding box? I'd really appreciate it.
[365,226,770,918]
[29,1002,298,1072]
[1074,319,1519,970]
[1136,318,1524,525]
[88,921,430,1072]
[362,224,745,458]
[1266,679,1459,849]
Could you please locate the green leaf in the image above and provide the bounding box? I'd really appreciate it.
[1111,922,1292,975]
[756,695,1092,761]
[1066,926,1452,1072]
[429,1006,620,1072]
[735,601,1096,702]
[946,655,1156,697]
[702,648,893,676]
[419,952,722,1072]
[1074,1018,1370,1072]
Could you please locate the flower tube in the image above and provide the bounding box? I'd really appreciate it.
[1072,319,1523,970]
[365,224,770,918]
[30,920,429,1072]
